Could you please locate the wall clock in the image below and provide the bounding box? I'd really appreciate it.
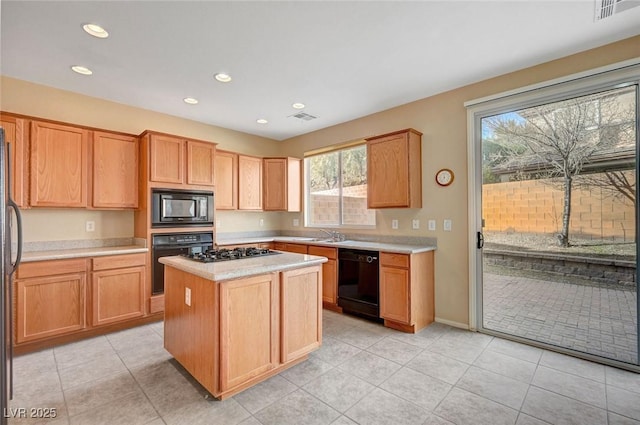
[435,168,454,186]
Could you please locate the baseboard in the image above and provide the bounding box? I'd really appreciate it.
[434,317,469,330]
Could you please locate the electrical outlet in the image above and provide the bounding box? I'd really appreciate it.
[259,219,264,227]
[444,219,452,231]
[428,220,436,231]
[185,287,191,306]
[293,218,300,227]
[412,219,420,230]
[85,221,95,232]
[391,219,399,230]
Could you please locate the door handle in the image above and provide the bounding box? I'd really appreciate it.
[477,232,484,249]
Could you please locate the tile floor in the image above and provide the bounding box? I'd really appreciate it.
[7,310,640,425]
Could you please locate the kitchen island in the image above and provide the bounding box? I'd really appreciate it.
[159,252,326,399]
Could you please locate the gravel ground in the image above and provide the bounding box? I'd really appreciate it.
[484,231,636,261]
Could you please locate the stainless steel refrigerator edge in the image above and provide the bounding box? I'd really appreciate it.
[1,128,24,422]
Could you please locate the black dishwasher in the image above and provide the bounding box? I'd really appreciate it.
[338,248,380,320]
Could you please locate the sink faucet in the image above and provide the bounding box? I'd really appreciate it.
[319,229,345,241]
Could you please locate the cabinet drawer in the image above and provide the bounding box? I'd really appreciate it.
[380,252,409,268]
[92,253,146,271]
[17,258,87,279]
[285,244,308,254]
[274,242,287,251]
[308,246,337,260]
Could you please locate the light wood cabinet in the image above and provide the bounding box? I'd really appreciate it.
[164,264,322,399]
[0,114,28,207]
[148,132,217,187]
[214,150,238,210]
[308,245,338,309]
[187,140,216,186]
[238,155,263,210]
[274,242,308,254]
[263,157,301,212]
[92,131,139,208]
[91,253,146,326]
[30,120,89,207]
[281,267,322,362]
[366,129,422,209]
[15,259,87,343]
[219,273,279,391]
[379,251,434,333]
[149,134,184,184]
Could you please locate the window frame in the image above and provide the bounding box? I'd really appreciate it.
[303,143,376,229]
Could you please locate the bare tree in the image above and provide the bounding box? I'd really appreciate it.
[484,86,635,247]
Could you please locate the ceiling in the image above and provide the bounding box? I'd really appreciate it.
[1,1,640,141]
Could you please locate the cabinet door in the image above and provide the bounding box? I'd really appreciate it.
[263,158,286,211]
[15,273,86,343]
[367,133,410,208]
[150,134,184,184]
[281,266,322,363]
[30,121,88,207]
[263,158,301,212]
[92,266,145,326]
[214,150,238,210]
[219,273,278,391]
[92,132,139,208]
[0,114,28,207]
[379,266,410,324]
[187,140,215,186]
[238,155,262,210]
[308,246,337,305]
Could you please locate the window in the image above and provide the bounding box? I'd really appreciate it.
[304,144,376,227]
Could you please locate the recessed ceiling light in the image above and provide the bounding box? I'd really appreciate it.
[183,97,199,105]
[214,73,232,83]
[292,102,305,109]
[71,65,93,75]
[256,118,268,124]
[82,23,109,38]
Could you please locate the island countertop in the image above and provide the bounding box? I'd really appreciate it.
[159,251,328,282]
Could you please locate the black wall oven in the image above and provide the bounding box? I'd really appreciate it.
[151,232,213,295]
[338,248,380,320]
[151,189,213,227]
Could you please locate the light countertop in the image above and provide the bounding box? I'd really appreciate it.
[217,236,436,254]
[160,252,327,282]
[22,245,149,262]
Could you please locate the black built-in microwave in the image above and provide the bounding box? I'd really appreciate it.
[151,189,214,227]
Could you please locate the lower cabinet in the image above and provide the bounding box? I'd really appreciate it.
[308,245,338,309]
[219,273,279,391]
[14,253,150,349]
[281,267,322,362]
[379,251,435,333]
[164,265,322,399]
[15,259,87,343]
[91,253,146,326]
[273,242,308,254]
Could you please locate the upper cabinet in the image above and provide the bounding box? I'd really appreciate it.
[238,155,262,210]
[263,157,301,212]
[149,134,185,184]
[366,129,422,209]
[214,150,238,210]
[187,141,216,186]
[30,120,89,208]
[92,131,139,209]
[0,114,28,207]
[145,131,216,188]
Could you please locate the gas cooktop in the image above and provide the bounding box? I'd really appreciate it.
[183,247,281,263]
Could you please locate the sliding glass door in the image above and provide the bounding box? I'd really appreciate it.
[475,79,639,366]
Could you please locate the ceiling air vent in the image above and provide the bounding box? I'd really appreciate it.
[595,0,640,20]
[289,112,317,121]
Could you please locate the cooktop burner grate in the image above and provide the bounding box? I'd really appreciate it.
[183,247,281,263]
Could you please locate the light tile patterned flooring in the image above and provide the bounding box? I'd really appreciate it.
[8,310,640,425]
